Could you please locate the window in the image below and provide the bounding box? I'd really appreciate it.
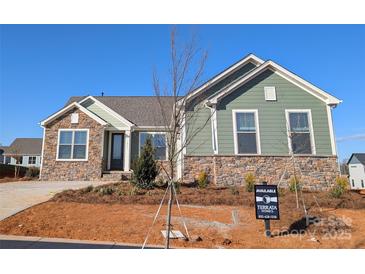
[362,180,364,188]
[57,130,88,160]
[139,132,167,160]
[28,156,36,165]
[352,179,355,187]
[233,110,260,154]
[287,110,314,154]
[264,86,276,101]
[18,157,23,165]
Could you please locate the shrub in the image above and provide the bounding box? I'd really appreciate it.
[25,166,40,178]
[289,176,300,192]
[81,185,94,194]
[244,173,255,192]
[330,176,348,198]
[230,186,239,196]
[196,171,208,189]
[154,177,167,188]
[99,186,114,195]
[132,138,158,189]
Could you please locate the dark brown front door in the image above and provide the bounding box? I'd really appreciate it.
[110,133,124,170]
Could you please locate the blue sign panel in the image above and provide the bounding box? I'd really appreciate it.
[254,185,280,220]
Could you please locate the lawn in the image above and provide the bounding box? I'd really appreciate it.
[0,183,364,248]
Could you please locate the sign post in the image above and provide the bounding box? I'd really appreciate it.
[254,181,280,238]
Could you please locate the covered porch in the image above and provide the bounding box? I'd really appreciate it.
[102,129,132,180]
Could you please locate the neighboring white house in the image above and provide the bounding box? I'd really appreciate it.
[347,153,365,190]
[2,138,42,168]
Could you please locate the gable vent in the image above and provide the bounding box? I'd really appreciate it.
[264,86,277,101]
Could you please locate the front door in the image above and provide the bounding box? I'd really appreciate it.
[110,133,124,170]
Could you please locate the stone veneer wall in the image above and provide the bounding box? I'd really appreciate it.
[40,108,104,181]
[183,155,339,191]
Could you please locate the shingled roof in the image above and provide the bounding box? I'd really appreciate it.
[4,138,43,156]
[348,153,365,165]
[66,96,177,126]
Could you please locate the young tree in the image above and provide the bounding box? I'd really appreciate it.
[152,27,211,248]
[132,138,158,189]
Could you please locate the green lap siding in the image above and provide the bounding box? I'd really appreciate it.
[217,69,333,156]
[185,62,258,156]
[81,99,129,128]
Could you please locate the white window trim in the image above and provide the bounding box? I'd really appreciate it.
[285,109,316,155]
[138,132,168,161]
[28,156,37,165]
[56,129,89,161]
[232,109,261,155]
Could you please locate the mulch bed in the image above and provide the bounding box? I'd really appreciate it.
[51,182,365,209]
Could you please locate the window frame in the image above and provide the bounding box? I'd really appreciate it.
[232,109,261,155]
[56,129,89,161]
[285,109,316,155]
[138,131,168,161]
[28,156,37,165]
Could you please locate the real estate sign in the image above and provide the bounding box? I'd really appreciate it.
[254,184,280,220]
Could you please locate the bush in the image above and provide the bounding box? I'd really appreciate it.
[132,138,158,189]
[230,186,239,196]
[196,171,208,189]
[99,186,114,196]
[289,176,300,192]
[244,173,255,192]
[81,185,93,194]
[330,176,348,198]
[25,166,40,178]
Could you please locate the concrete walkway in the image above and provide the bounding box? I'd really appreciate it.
[0,180,108,221]
[0,234,161,249]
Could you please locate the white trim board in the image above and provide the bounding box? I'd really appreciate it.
[284,109,316,156]
[78,96,134,127]
[56,129,90,161]
[40,102,108,126]
[182,53,264,103]
[208,60,342,106]
[232,109,261,155]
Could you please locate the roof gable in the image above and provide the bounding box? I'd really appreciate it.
[185,53,264,103]
[40,102,108,127]
[348,153,365,165]
[208,60,342,106]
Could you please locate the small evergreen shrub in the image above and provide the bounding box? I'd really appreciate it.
[25,167,40,178]
[132,138,158,189]
[289,176,300,192]
[81,185,94,193]
[330,176,348,198]
[244,173,255,192]
[196,171,208,189]
[173,181,181,194]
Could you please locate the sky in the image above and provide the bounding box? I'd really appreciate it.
[0,25,364,161]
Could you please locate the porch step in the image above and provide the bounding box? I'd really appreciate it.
[102,171,132,181]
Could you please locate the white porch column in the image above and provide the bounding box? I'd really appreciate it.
[123,130,131,171]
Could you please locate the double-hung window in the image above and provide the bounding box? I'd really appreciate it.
[28,156,36,165]
[57,129,88,160]
[139,132,167,160]
[233,110,260,154]
[286,110,314,154]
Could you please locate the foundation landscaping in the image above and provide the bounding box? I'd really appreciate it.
[0,173,364,248]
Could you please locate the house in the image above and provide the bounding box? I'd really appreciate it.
[347,153,365,189]
[40,54,342,190]
[3,138,42,167]
[0,146,8,164]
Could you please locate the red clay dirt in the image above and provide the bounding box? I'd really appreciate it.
[0,185,364,248]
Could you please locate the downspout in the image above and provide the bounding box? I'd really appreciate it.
[204,101,218,185]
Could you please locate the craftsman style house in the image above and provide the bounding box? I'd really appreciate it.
[40,54,342,190]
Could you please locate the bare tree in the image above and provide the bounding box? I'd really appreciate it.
[152,27,211,248]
